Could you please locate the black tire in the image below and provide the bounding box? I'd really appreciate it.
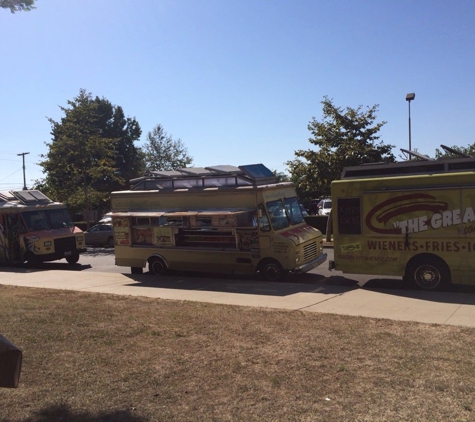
[259,259,286,282]
[131,267,143,275]
[26,253,41,267]
[405,256,450,291]
[149,257,168,276]
[66,253,80,265]
[107,237,114,248]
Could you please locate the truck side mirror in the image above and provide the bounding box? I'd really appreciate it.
[0,334,22,388]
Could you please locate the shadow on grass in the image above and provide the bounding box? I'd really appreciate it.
[18,403,147,422]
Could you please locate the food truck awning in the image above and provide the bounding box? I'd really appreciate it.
[112,209,254,217]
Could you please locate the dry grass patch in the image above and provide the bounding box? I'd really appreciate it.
[1,284,475,421]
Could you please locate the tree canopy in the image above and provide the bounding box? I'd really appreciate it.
[0,0,35,12]
[142,124,193,171]
[287,96,395,200]
[39,89,143,213]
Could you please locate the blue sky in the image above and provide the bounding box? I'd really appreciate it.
[2,0,475,190]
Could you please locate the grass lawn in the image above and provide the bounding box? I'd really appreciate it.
[1,284,475,422]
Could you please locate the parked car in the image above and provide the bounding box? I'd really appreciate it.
[318,199,332,216]
[306,199,321,215]
[84,224,114,247]
[98,212,112,224]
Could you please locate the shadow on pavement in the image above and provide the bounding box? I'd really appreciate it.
[362,278,475,304]
[0,262,92,272]
[0,246,112,273]
[122,270,360,297]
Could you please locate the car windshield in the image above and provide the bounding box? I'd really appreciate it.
[323,201,332,209]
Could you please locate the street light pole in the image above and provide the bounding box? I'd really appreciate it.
[406,93,415,154]
[17,152,30,190]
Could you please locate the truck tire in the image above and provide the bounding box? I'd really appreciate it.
[149,256,168,276]
[405,255,450,291]
[26,253,40,267]
[258,259,287,282]
[66,252,80,265]
[107,237,114,248]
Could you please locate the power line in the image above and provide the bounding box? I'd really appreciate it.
[0,168,22,183]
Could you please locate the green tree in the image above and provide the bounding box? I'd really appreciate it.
[94,98,144,190]
[272,170,290,182]
[287,96,395,199]
[0,0,35,12]
[143,124,193,171]
[39,89,143,214]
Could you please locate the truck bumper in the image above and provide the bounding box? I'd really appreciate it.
[293,253,327,274]
[28,248,86,263]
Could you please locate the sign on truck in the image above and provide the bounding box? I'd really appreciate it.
[329,152,475,290]
[0,190,86,265]
[110,164,327,281]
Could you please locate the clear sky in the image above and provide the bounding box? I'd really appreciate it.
[2,0,475,191]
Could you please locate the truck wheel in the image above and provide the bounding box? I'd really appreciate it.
[405,256,450,291]
[66,253,80,265]
[26,253,40,267]
[149,257,168,275]
[107,237,114,248]
[259,259,286,282]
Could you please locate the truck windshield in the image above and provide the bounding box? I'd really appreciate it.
[22,208,74,231]
[267,197,305,230]
[284,197,305,224]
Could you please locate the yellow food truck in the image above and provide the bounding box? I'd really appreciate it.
[0,190,86,265]
[329,152,475,290]
[110,164,326,281]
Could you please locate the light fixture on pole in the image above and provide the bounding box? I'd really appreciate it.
[406,93,415,154]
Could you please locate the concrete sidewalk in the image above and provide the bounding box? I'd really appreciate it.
[1,267,475,328]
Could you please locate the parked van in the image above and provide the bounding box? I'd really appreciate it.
[329,152,475,290]
[110,164,327,280]
[0,190,86,265]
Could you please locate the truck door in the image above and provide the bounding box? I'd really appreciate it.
[258,204,272,252]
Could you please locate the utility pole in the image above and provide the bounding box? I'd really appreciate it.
[405,93,415,155]
[17,152,30,190]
